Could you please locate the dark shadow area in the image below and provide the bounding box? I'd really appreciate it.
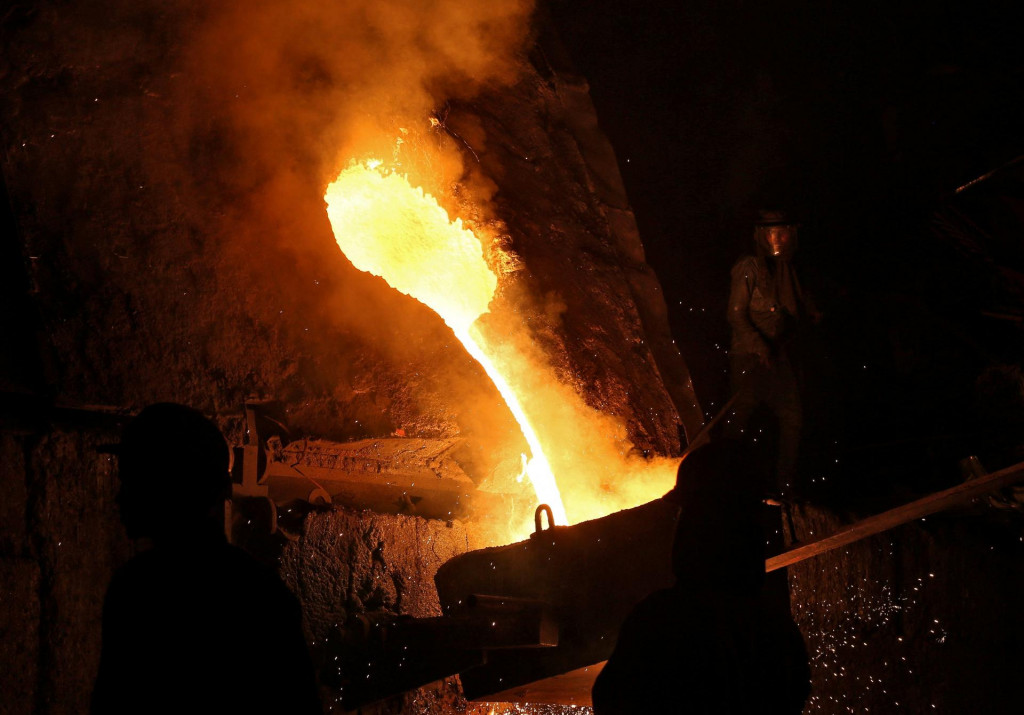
[92,403,321,715]
[593,440,810,714]
[548,0,1024,503]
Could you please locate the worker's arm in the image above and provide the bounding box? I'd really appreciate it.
[91,571,139,714]
[727,257,771,361]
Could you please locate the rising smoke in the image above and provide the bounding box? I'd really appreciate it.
[166,0,537,352]
[178,0,535,196]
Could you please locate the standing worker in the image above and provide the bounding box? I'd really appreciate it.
[92,403,322,715]
[591,440,811,714]
[725,210,819,497]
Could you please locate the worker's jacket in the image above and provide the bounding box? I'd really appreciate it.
[727,255,808,358]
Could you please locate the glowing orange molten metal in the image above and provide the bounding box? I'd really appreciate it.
[325,162,569,524]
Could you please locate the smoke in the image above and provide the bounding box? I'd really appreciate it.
[178,0,534,189]
[159,0,536,354]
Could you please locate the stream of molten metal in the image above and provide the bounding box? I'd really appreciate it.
[324,162,569,525]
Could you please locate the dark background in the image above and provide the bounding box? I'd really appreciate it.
[549,0,1024,500]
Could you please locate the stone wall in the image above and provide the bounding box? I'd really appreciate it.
[0,429,130,715]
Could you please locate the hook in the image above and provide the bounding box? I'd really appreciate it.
[534,504,555,534]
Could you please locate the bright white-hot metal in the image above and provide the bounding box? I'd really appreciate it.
[325,161,569,525]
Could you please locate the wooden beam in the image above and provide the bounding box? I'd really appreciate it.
[766,459,1024,572]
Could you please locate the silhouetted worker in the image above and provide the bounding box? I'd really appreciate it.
[591,441,811,714]
[92,403,321,715]
[726,210,819,496]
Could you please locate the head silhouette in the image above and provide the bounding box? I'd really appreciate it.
[666,439,764,592]
[110,403,231,542]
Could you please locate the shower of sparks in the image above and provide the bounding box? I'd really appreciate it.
[790,543,946,713]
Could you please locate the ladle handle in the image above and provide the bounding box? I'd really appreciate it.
[534,504,555,533]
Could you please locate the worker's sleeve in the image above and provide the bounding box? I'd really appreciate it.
[727,257,770,358]
[591,608,647,715]
[782,617,813,713]
[264,589,323,714]
[91,573,139,714]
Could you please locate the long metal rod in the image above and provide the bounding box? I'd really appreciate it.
[766,459,1024,572]
[954,153,1024,194]
[678,388,744,460]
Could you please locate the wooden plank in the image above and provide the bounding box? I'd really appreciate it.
[766,459,1024,572]
[476,661,605,707]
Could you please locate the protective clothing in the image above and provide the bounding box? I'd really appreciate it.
[726,217,815,491]
[756,223,798,260]
[592,442,810,714]
[727,246,810,358]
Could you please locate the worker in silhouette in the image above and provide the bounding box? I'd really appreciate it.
[726,210,819,497]
[591,440,811,714]
[92,403,321,715]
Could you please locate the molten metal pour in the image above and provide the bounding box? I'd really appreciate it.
[325,162,570,523]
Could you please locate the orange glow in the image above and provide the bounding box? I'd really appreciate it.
[326,159,680,542]
[326,162,568,525]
